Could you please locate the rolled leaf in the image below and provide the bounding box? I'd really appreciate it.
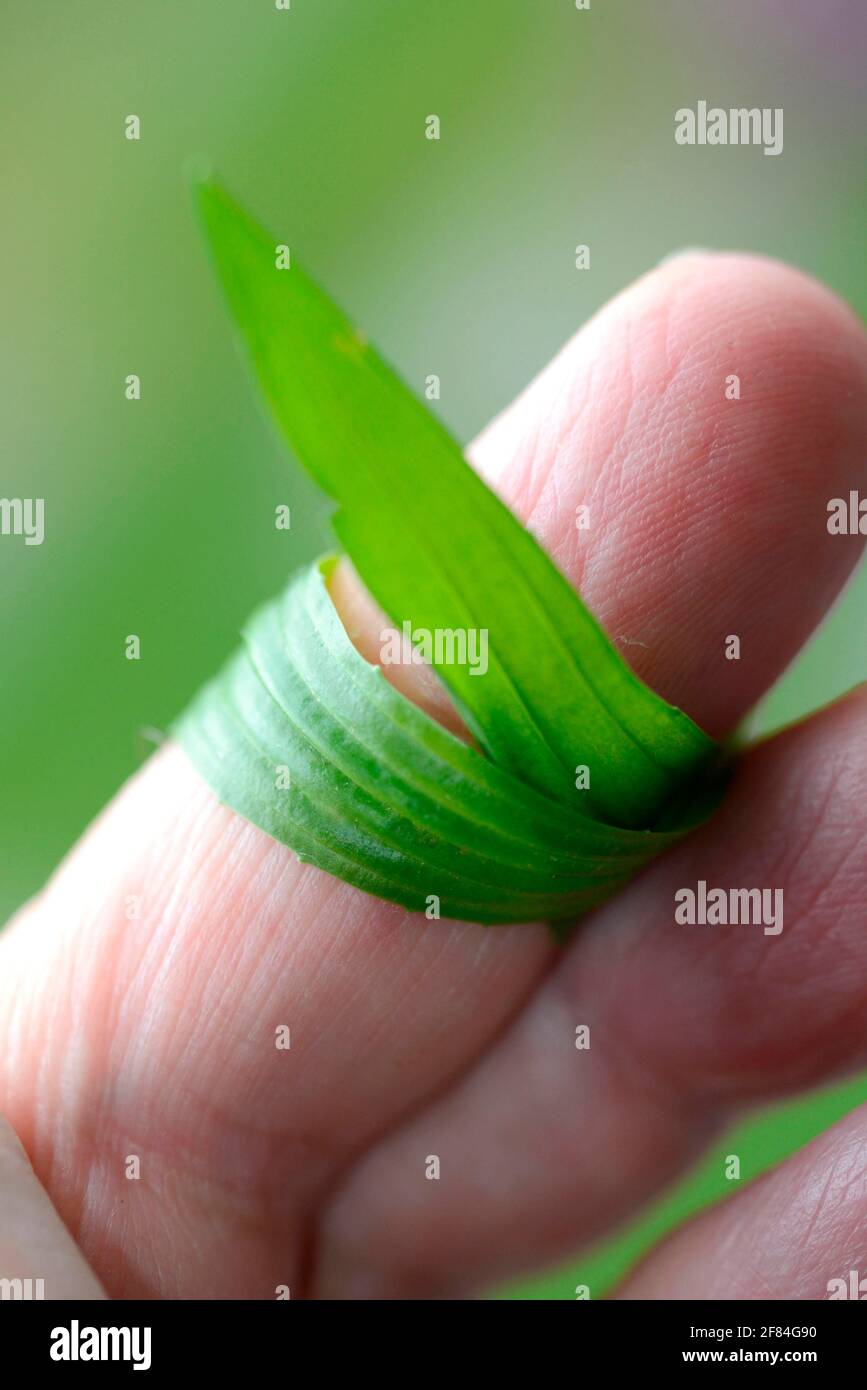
[174,180,722,930]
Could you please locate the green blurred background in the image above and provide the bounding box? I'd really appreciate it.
[2,0,865,1298]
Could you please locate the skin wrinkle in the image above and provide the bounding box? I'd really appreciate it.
[732,772,843,1003]
[15,795,508,1289]
[784,801,861,936]
[759,741,848,918]
[3,253,867,1299]
[110,805,248,1118]
[795,1153,854,1273]
[621,1112,867,1299]
[0,1118,106,1299]
[821,1135,867,1232]
[280,913,554,1295]
[673,1207,771,1300]
[766,873,862,1009]
[117,796,324,1191]
[312,996,720,1299]
[621,703,867,1093]
[600,273,861,706]
[308,688,867,1296]
[292,950,561,1298]
[272,706,867,1289]
[298,876,547,1131]
[736,1258,778,1302]
[521,352,615,542]
[551,924,734,1131]
[310,914,437,1056]
[306,912,547,1096]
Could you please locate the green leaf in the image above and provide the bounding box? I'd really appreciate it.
[174,179,722,930]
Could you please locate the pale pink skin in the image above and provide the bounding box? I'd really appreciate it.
[3,252,867,1300]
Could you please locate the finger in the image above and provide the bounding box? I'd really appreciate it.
[470,250,867,735]
[618,1101,867,1300]
[312,689,867,1298]
[2,254,865,1299]
[0,1116,105,1300]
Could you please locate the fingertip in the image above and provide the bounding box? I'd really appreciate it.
[482,248,867,736]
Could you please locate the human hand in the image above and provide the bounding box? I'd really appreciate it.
[3,251,867,1299]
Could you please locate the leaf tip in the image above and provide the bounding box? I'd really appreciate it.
[183,155,217,195]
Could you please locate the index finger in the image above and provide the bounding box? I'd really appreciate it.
[2,252,865,1298]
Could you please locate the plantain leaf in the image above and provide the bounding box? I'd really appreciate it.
[173,179,722,930]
